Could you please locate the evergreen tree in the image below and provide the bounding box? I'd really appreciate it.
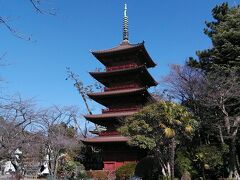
[188,3,240,71]
[186,3,240,178]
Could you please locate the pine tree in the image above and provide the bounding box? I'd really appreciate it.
[188,3,240,72]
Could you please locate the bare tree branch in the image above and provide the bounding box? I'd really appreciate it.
[29,0,56,15]
[66,67,100,134]
[0,16,31,40]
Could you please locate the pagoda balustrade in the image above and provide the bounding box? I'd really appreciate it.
[104,84,139,91]
[102,107,139,114]
[106,63,138,72]
[99,131,119,136]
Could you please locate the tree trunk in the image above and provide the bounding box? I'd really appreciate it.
[228,137,240,179]
[47,152,52,176]
[236,145,240,175]
[170,138,176,180]
[218,125,225,144]
[53,156,59,180]
[202,162,206,180]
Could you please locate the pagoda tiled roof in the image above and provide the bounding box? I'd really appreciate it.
[89,65,157,87]
[91,41,156,68]
[81,135,129,143]
[87,88,153,107]
[92,41,142,54]
[88,87,145,97]
[84,111,138,124]
[84,110,138,121]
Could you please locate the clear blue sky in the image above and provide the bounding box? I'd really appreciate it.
[0,0,239,114]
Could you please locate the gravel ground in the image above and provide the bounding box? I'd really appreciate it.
[0,175,46,180]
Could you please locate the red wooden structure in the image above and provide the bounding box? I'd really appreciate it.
[81,4,157,171]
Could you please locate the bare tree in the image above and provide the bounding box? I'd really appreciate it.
[0,96,84,179]
[0,96,39,158]
[162,64,204,103]
[0,96,42,179]
[38,106,81,179]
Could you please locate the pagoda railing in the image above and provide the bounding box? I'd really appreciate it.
[102,107,139,114]
[106,63,138,72]
[99,131,119,136]
[104,84,139,91]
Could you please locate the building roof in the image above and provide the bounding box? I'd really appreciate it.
[84,110,138,120]
[84,110,138,126]
[92,41,142,54]
[81,135,129,143]
[89,65,157,87]
[87,88,153,107]
[88,87,144,97]
[91,41,156,68]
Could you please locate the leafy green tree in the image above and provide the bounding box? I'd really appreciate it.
[175,151,195,177]
[119,101,198,179]
[186,3,240,178]
[188,3,240,71]
[194,144,228,179]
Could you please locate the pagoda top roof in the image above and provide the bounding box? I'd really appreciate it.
[81,135,129,143]
[92,41,141,54]
[91,41,156,68]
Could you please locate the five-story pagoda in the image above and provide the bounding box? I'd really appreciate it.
[82,4,157,171]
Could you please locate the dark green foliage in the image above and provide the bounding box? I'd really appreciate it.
[195,145,228,169]
[134,156,159,180]
[119,101,197,179]
[119,101,197,151]
[175,152,195,176]
[60,159,88,180]
[188,3,240,71]
[183,3,240,178]
[115,162,137,180]
[175,145,229,179]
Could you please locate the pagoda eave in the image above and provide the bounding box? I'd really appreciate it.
[92,42,143,55]
[87,88,145,97]
[92,41,156,68]
[84,111,138,126]
[81,136,129,144]
[84,111,138,120]
[89,65,158,87]
[87,88,152,106]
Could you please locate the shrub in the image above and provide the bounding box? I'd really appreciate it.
[87,170,108,180]
[134,156,159,180]
[116,162,137,180]
[195,145,227,169]
[175,151,195,176]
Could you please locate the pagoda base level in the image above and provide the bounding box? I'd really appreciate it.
[83,142,146,171]
[103,161,136,171]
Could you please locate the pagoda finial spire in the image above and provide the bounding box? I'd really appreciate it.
[123,3,129,42]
